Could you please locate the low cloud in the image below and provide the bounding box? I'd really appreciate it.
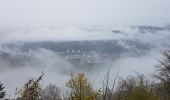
[0,25,170,96]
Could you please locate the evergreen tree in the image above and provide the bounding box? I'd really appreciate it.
[0,82,5,99]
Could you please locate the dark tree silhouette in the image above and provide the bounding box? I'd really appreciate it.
[154,50,170,99]
[0,82,5,99]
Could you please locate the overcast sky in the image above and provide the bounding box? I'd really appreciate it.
[1,0,170,96]
[0,0,170,28]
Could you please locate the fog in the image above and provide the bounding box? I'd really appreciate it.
[0,0,170,98]
[0,25,170,97]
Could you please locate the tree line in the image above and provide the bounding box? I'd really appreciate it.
[0,51,170,100]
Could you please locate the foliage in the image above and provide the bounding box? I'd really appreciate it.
[3,50,170,99]
[17,72,45,100]
[113,74,159,100]
[122,86,159,100]
[66,72,98,100]
[0,82,5,99]
[40,84,61,100]
[154,50,170,99]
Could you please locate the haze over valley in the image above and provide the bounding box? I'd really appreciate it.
[0,0,170,99]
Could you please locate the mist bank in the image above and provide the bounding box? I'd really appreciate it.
[0,25,170,94]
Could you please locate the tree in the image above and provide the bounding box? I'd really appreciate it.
[102,69,118,100]
[66,72,97,100]
[154,50,170,99]
[40,84,61,100]
[114,74,159,100]
[121,86,159,100]
[0,82,5,99]
[17,72,45,100]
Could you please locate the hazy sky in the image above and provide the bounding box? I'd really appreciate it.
[0,0,170,28]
